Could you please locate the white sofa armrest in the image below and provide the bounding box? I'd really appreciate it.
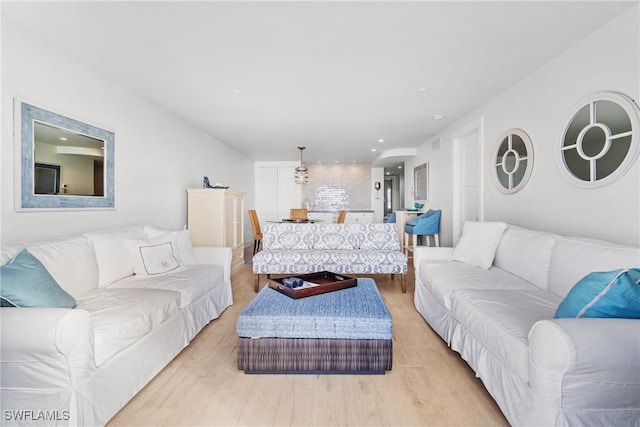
[1,308,95,388]
[193,246,232,281]
[528,318,640,425]
[412,246,454,269]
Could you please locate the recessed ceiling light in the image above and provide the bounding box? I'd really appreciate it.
[59,137,67,141]
[386,172,390,175]
[232,88,241,94]
[433,114,446,120]
[371,148,377,152]
[378,139,384,143]
[417,87,428,92]
[398,165,403,169]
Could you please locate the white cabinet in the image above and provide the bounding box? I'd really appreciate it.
[308,211,374,223]
[187,188,245,269]
[344,212,374,224]
[308,212,337,223]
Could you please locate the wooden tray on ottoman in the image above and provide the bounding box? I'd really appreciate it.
[268,271,357,299]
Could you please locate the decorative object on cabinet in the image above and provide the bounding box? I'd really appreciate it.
[557,91,640,188]
[413,163,428,201]
[187,188,246,270]
[203,176,229,189]
[294,146,309,184]
[374,181,381,199]
[16,100,114,209]
[491,128,534,194]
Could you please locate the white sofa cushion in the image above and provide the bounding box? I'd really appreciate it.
[1,244,24,266]
[144,227,197,265]
[548,237,640,299]
[27,236,99,298]
[109,264,224,309]
[418,260,540,311]
[451,221,507,269]
[451,289,561,382]
[86,227,147,287]
[125,233,180,276]
[75,287,180,366]
[494,226,560,290]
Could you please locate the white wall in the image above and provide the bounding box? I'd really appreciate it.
[1,22,254,244]
[410,6,639,247]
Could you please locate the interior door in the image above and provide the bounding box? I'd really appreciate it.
[461,135,479,224]
[453,119,482,244]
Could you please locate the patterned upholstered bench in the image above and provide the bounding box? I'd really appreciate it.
[237,278,392,374]
[252,222,408,292]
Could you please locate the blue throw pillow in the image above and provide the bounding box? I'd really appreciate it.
[555,268,640,319]
[0,249,76,308]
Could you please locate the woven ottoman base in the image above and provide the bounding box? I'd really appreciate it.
[238,337,392,374]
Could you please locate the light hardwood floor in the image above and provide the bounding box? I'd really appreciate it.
[107,258,508,426]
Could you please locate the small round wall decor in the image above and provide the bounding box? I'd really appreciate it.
[491,128,534,194]
[557,91,640,188]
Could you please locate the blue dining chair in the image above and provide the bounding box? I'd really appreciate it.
[404,209,441,249]
[384,212,396,223]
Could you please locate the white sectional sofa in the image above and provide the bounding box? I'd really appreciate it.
[413,222,640,426]
[0,226,233,426]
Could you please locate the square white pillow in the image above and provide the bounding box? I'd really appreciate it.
[125,233,180,276]
[144,227,197,265]
[451,221,507,269]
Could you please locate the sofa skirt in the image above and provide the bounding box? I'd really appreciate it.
[237,337,392,374]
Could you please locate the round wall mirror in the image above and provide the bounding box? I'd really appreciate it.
[557,91,640,188]
[491,128,534,194]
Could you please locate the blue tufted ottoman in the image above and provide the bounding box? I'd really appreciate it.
[237,278,392,374]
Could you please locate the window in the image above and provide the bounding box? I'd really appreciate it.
[491,129,533,194]
[557,92,640,188]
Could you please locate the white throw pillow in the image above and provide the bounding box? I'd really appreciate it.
[144,227,197,265]
[125,233,180,276]
[86,227,147,287]
[451,221,507,269]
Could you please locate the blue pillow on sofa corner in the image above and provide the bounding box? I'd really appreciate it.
[0,249,76,308]
[555,268,640,319]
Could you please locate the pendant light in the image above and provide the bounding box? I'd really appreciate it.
[295,146,309,184]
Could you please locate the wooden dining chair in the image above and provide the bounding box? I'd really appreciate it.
[337,209,347,224]
[290,208,308,220]
[248,210,263,255]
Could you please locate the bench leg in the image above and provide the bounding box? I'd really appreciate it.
[401,273,406,293]
[390,274,395,280]
[255,274,260,293]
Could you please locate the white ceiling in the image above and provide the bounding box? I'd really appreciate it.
[3,1,636,166]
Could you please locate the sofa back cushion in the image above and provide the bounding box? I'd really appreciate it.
[86,226,147,287]
[1,244,24,267]
[548,237,640,299]
[313,223,362,250]
[360,223,401,250]
[27,236,99,298]
[493,226,560,290]
[262,223,317,250]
